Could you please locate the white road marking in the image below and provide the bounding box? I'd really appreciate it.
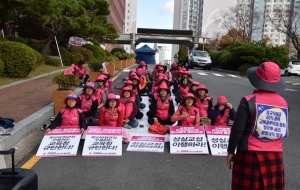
[198,72,208,75]
[291,83,300,86]
[285,88,298,91]
[227,74,240,78]
[124,69,130,72]
[212,73,224,77]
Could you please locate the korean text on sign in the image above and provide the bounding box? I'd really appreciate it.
[127,136,165,153]
[82,126,122,156]
[205,126,232,156]
[170,126,209,154]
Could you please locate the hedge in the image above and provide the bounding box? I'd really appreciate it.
[84,45,106,60]
[0,59,4,76]
[33,50,44,66]
[238,64,254,75]
[88,58,103,71]
[0,41,37,77]
[70,46,94,61]
[45,58,61,66]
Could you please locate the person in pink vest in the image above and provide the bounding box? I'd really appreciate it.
[208,96,236,126]
[98,94,124,127]
[136,68,148,94]
[175,77,190,104]
[46,93,86,133]
[195,84,213,118]
[188,81,200,96]
[148,83,175,126]
[74,60,89,87]
[102,71,112,93]
[151,63,163,80]
[93,75,108,118]
[227,62,288,189]
[119,87,139,129]
[171,93,200,126]
[77,82,98,126]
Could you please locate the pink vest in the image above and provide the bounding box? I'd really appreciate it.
[154,94,172,120]
[60,108,83,128]
[179,85,189,97]
[78,94,97,119]
[214,109,230,126]
[244,91,288,152]
[195,96,211,117]
[119,97,135,120]
[177,106,199,126]
[102,107,121,127]
[96,88,106,106]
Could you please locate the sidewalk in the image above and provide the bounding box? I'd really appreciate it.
[0,65,135,151]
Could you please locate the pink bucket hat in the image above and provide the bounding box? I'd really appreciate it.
[247,62,285,92]
[217,96,228,105]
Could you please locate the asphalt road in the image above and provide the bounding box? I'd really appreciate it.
[17,65,300,190]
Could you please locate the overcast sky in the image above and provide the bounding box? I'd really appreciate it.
[136,0,174,59]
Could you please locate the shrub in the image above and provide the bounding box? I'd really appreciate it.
[53,72,79,91]
[45,58,61,66]
[5,35,28,44]
[88,58,103,71]
[217,51,232,70]
[111,47,126,54]
[238,64,254,75]
[0,38,8,42]
[33,50,44,66]
[0,41,37,77]
[52,46,68,56]
[0,59,4,76]
[64,52,84,66]
[84,45,106,60]
[70,46,94,61]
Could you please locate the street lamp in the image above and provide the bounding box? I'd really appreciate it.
[200,37,210,51]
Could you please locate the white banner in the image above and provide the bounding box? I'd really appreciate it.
[205,126,231,156]
[82,127,123,156]
[127,136,165,153]
[170,126,209,154]
[36,128,82,157]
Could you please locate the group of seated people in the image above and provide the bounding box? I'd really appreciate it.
[46,61,236,133]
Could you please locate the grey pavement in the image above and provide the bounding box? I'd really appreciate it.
[15,65,300,190]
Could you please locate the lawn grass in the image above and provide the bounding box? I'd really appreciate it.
[0,64,69,86]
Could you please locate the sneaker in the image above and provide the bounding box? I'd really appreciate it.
[41,124,49,132]
[123,124,131,129]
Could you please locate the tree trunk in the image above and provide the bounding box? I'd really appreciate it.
[41,40,52,56]
[298,50,300,60]
[27,32,55,46]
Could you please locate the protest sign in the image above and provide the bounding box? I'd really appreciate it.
[127,136,165,153]
[82,127,123,156]
[205,126,231,156]
[36,128,82,157]
[170,126,209,154]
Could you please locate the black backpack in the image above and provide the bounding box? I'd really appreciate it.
[0,117,15,129]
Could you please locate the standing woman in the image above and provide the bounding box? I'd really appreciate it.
[227,62,288,190]
[75,60,89,86]
[98,94,124,127]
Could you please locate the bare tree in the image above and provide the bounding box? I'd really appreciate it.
[209,32,222,51]
[267,5,300,59]
[215,4,261,43]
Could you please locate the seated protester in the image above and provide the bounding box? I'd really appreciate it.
[102,71,112,93]
[94,75,108,118]
[172,65,184,94]
[147,83,175,126]
[119,87,139,129]
[170,62,178,81]
[131,75,146,110]
[75,60,89,87]
[151,63,163,80]
[136,68,148,94]
[124,69,136,82]
[123,80,144,119]
[46,93,86,133]
[188,81,200,96]
[181,71,193,84]
[138,61,151,82]
[208,96,236,126]
[77,82,98,126]
[195,84,213,118]
[175,77,190,104]
[171,93,200,126]
[163,65,172,82]
[98,94,124,127]
[148,76,171,103]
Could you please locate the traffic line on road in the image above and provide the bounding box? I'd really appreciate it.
[227,74,240,78]
[21,155,41,169]
[212,73,224,77]
[198,72,207,75]
[285,88,298,91]
[291,83,300,86]
[285,81,292,84]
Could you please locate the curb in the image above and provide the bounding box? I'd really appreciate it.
[0,64,136,153]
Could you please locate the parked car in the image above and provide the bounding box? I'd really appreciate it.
[188,50,212,70]
[283,60,300,76]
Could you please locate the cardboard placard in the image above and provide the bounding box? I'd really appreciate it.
[127,136,165,153]
[205,126,231,156]
[82,127,123,156]
[36,128,82,157]
[170,126,209,154]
